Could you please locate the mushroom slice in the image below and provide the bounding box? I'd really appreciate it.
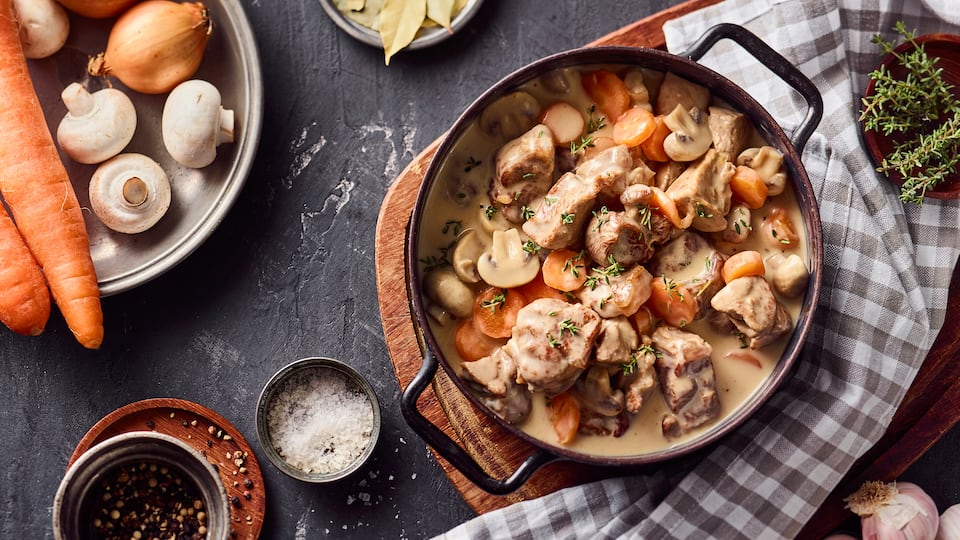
[89,153,171,234]
[57,83,136,165]
[478,91,542,140]
[451,229,488,284]
[162,80,235,168]
[477,228,539,289]
[737,146,787,196]
[662,105,712,162]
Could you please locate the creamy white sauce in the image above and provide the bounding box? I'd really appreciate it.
[417,65,810,457]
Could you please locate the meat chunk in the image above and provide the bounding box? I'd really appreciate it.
[522,172,600,249]
[654,72,710,116]
[618,341,658,413]
[574,145,654,197]
[651,326,720,438]
[665,149,734,232]
[710,276,793,349]
[708,106,753,159]
[648,231,725,319]
[594,316,639,366]
[655,161,686,191]
[618,184,679,248]
[577,264,653,319]
[507,298,602,395]
[490,124,556,222]
[584,210,651,267]
[460,348,532,424]
[573,366,629,437]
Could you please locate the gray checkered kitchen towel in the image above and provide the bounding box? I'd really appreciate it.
[440,0,960,538]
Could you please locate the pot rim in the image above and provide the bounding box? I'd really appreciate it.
[407,45,824,466]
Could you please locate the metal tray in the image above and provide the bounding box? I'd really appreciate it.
[319,0,484,50]
[28,0,263,296]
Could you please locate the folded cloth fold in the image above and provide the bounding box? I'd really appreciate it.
[440,1,960,537]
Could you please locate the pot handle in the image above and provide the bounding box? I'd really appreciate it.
[400,350,560,495]
[679,22,823,153]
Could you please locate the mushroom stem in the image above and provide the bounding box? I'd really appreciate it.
[61,83,96,116]
[121,177,148,207]
[218,108,235,145]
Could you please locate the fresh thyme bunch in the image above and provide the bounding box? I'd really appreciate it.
[860,21,960,204]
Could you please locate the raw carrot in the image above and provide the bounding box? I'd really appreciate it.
[541,249,587,292]
[721,250,765,284]
[612,107,656,147]
[0,203,50,336]
[639,115,672,162]
[0,0,103,348]
[581,70,631,123]
[731,165,769,209]
[454,318,505,362]
[473,287,527,339]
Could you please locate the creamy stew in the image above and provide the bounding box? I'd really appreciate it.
[417,65,810,456]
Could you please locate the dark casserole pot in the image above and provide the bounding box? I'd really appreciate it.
[403,23,824,495]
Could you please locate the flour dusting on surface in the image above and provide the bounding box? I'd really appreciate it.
[189,330,241,372]
[285,122,327,188]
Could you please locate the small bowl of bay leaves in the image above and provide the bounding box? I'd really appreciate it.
[860,23,960,203]
[320,0,485,65]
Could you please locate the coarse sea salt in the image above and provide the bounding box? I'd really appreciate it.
[266,367,374,474]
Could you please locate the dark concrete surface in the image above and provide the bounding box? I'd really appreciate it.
[0,1,680,538]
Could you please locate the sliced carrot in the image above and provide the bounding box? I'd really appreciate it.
[647,276,698,328]
[541,249,588,292]
[761,207,799,249]
[0,203,50,336]
[546,391,581,445]
[516,271,567,302]
[612,107,656,147]
[473,287,527,339]
[721,250,765,284]
[541,101,585,145]
[454,318,505,362]
[639,115,672,162]
[731,165,769,209]
[581,70,631,124]
[0,2,103,348]
[650,187,684,229]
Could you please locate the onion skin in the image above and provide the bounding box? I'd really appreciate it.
[56,0,140,18]
[88,1,212,95]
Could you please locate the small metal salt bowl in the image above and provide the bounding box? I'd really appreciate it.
[52,431,230,540]
[255,357,382,483]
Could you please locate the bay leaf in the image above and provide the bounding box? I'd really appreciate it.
[426,0,454,33]
[380,0,427,65]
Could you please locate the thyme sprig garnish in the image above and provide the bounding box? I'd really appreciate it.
[860,21,960,204]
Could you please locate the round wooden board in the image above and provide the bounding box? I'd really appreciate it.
[374,142,619,514]
[69,398,266,540]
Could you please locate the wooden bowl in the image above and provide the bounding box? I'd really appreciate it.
[861,34,960,199]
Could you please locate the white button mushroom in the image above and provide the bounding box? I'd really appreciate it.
[423,267,476,320]
[476,228,539,289]
[765,252,809,298]
[14,0,69,59]
[56,83,137,165]
[451,229,489,284]
[162,80,235,168]
[89,153,172,234]
[663,104,712,162]
[738,146,787,196]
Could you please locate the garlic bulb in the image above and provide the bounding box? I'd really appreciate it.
[88,1,212,95]
[936,504,960,540]
[845,481,939,540]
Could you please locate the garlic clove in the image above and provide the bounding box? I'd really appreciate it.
[162,80,235,168]
[937,504,960,540]
[89,153,172,234]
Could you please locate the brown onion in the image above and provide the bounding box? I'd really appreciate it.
[56,0,140,18]
[88,1,212,95]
